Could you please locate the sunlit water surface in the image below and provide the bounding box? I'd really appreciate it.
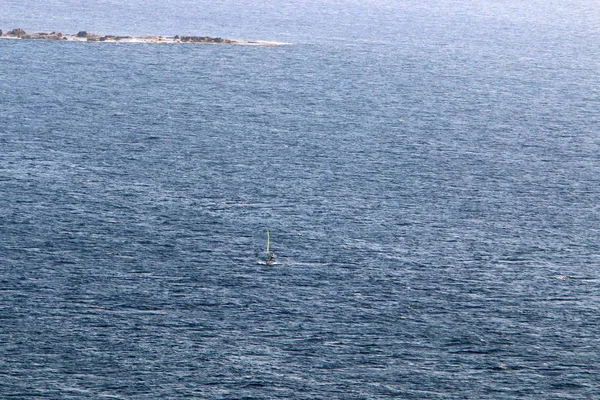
[1,0,599,398]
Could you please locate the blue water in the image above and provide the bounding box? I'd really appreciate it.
[1,0,600,398]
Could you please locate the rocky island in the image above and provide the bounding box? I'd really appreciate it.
[0,28,285,46]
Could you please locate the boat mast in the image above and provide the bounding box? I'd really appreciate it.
[266,231,271,259]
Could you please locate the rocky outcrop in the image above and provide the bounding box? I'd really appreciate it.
[0,28,286,46]
[7,28,27,37]
[99,35,133,41]
[33,32,65,40]
[1,29,67,40]
[178,35,234,44]
[75,31,100,41]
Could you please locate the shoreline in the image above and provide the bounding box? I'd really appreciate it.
[0,28,288,46]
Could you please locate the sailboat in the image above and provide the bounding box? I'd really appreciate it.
[264,230,275,265]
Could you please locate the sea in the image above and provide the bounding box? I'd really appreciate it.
[1,0,599,398]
